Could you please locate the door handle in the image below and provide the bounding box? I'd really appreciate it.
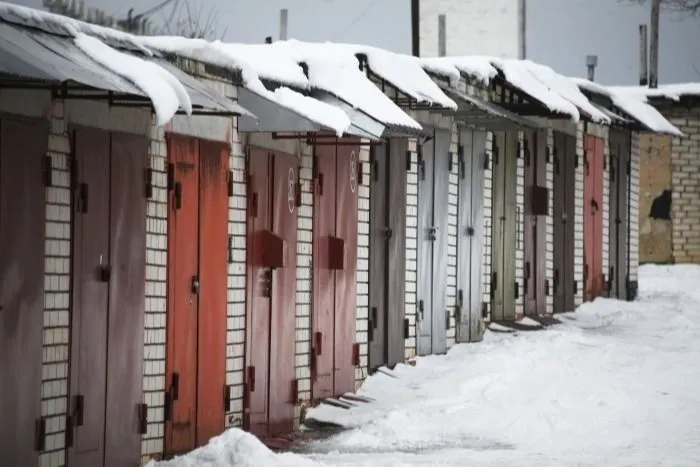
[191,275,200,294]
[371,307,378,329]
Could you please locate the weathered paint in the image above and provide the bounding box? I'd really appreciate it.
[552,130,577,313]
[368,138,408,370]
[456,127,487,341]
[584,134,605,301]
[490,131,518,321]
[523,130,548,316]
[638,134,673,263]
[608,128,631,300]
[0,116,49,467]
[417,128,450,355]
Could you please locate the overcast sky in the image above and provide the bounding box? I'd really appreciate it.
[13,0,700,85]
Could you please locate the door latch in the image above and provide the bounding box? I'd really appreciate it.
[191,275,200,294]
[418,299,424,321]
[427,226,437,241]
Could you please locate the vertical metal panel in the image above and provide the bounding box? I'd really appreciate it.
[244,147,271,436]
[386,138,407,366]
[584,135,605,301]
[490,132,506,321]
[311,144,336,400]
[104,132,148,467]
[457,128,473,340]
[196,139,229,444]
[431,129,450,354]
[165,134,199,453]
[609,128,631,300]
[501,131,518,321]
[524,130,547,316]
[553,131,577,312]
[416,128,435,356]
[368,143,388,371]
[333,138,360,396]
[468,130,487,339]
[69,126,111,467]
[0,117,48,467]
[268,150,298,434]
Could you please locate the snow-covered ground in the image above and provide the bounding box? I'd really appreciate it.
[150,265,700,467]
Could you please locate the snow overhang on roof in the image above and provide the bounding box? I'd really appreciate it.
[436,84,542,131]
[572,78,683,136]
[0,2,255,126]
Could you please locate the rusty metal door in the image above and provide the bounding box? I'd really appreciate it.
[609,129,630,300]
[368,142,388,370]
[68,126,111,467]
[165,135,200,454]
[244,147,272,436]
[312,144,336,400]
[333,140,359,396]
[0,116,48,467]
[490,132,518,321]
[368,138,408,370]
[104,132,148,467]
[584,135,605,301]
[523,130,548,316]
[267,150,298,435]
[196,140,229,444]
[553,131,577,313]
[456,128,487,342]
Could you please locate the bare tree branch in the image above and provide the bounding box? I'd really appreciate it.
[621,0,700,16]
[151,0,224,39]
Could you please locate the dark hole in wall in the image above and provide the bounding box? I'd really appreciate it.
[649,189,672,220]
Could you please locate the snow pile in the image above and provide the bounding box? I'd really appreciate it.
[74,33,192,126]
[574,79,684,136]
[144,428,319,467]
[420,56,500,85]
[301,265,700,465]
[272,87,351,136]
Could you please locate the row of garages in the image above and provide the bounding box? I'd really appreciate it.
[0,3,684,467]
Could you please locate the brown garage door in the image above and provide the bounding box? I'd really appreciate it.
[244,146,298,437]
[165,135,229,455]
[67,126,148,467]
[0,116,49,467]
[312,138,360,400]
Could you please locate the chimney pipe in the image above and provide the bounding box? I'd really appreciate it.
[586,55,598,82]
[649,0,660,88]
[438,14,446,56]
[279,8,288,41]
[639,24,648,86]
[411,0,420,56]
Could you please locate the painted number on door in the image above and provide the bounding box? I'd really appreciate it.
[349,150,357,193]
[287,167,295,213]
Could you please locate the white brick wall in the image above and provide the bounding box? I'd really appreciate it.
[629,133,641,284]
[355,145,371,387]
[40,100,71,467]
[574,122,585,307]
[545,129,554,315]
[419,0,520,58]
[446,123,460,346]
[482,133,494,319]
[405,138,419,359]
[515,133,525,318]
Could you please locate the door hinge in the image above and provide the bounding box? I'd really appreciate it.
[246,366,256,392]
[481,302,489,318]
[261,269,272,298]
[573,280,578,295]
[370,306,378,330]
[554,268,560,292]
[43,155,53,187]
[138,403,148,435]
[458,289,464,308]
[167,162,175,190]
[72,394,84,427]
[99,265,111,282]
[583,263,589,282]
[77,182,89,213]
[317,173,325,195]
[483,151,490,170]
[492,143,500,166]
[358,161,366,186]
[291,379,300,404]
[224,384,232,412]
[418,299,424,321]
[34,417,46,452]
[525,261,531,280]
[372,157,379,182]
[603,154,608,170]
[458,149,466,179]
[524,139,531,166]
[546,146,552,164]
[406,150,412,171]
[352,342,361,366]
[626,158,631,175]
[610,165,616,182]
[445,310,450,330]
[314,331,323,356]
[516,140,522,158]
[574,154,579,169]
[312,154,319,180]
[417,149,425,181]
[145,167,154,199]
[545,279,550,296]
[295,179,302,207]
[65,414,74,447]
[228,235,234,264]
[404,318,410,339]
[227,170,234,197]
[448,152,455,172]
[514,281,520,299]
[173,181,182,210]
[490,272,497,299]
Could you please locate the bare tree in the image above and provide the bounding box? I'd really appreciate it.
[622,0,700,16]
[151,0,227,40]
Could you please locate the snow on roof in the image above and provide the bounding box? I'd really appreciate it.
[342,44,457,109]
[265,40,421,129]
[572,78,683,136]
[420,56,499,85]
[609,83,700,101]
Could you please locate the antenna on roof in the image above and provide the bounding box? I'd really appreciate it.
[639,24,649,86]
[438,14,446,57]
[586,55,598,82]
[279,9,288,41]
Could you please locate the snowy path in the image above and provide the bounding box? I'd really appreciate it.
[150,265,700,467]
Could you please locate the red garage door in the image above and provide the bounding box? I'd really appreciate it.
[312,138,360,401]
[584,135,605,301]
